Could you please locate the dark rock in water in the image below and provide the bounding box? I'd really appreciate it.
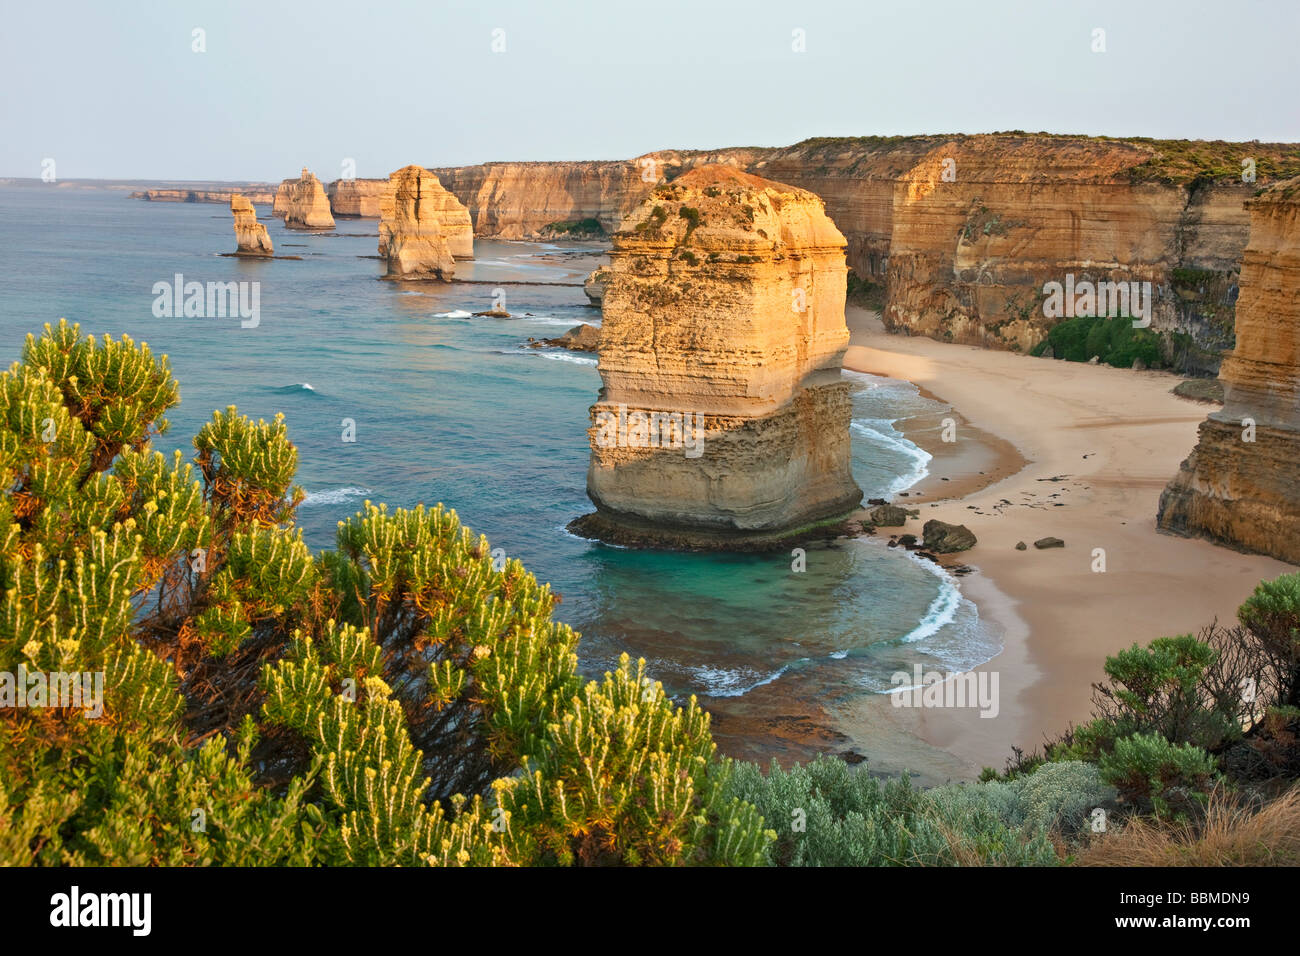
[472,309,512,318]
[898,533,918,548]
[527,322,601,352]
[866,503,914,527]
[1033,536,1065,549]
[921,519,977,553]
[867,497,888,507]
[838,750,867,765]
[1015,541,1027,550]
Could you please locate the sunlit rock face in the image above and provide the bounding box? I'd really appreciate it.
[572,164,862,549]
[280,168,335,230]
[376,165,474,280]
[229,195,272,256]
[1158,177,1300,563]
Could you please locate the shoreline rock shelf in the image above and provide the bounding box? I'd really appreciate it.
[570,164,863,550]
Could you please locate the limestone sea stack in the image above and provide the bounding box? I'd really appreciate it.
[328,178,387,218]
[281,168,335,230]
[570,165,863,549]
[272,180,291,218]
[377,165,471,279]
[1157,176,1300,563]
[229,195,272,256]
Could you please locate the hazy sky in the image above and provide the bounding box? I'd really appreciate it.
[3,0,1298,181]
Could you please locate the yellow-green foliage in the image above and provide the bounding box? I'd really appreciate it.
[0,320,771,866]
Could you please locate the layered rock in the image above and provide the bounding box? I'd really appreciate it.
[435,136,1300,371]
[1158,177,1300,564]
[377,166,464,279]
[377,166,474,265]
[572,165,862,548]
[272,180,291,218]
[133,187,276,204]
[327,178,387,218]
[229,195,272,256]
[280,168,335,230]
[583,268,609,304]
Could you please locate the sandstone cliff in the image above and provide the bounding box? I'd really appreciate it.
[572,165,862,548]
[327,178,387,218]
[377,166,462,280]
[272,180,291,218]
[133,187,276,204]
[229,195,272,256]
[281,168,335,230]
[1157,177,1300,564]
[436,136,1300,370]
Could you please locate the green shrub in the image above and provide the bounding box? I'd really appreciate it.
[1035,314,1163,368]
[1238,572,1300,707]
[1099,733,1219,815]
[932,761,1114,837]
[0,320,772,866]
[725,755,1058,866]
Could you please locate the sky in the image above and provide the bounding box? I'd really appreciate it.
[3,0,1298,181]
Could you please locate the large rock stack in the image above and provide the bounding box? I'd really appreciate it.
[571,164,862,548]
[229,195,272,256]
[377,165,474,279]
[1158,177,1300,563]
[280,168,335,230]
[327,178,387,218]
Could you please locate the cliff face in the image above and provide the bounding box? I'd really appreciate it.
[133,187,276,204]
[281,169,335,230]
[435,136,1300,369]
[272,181,291,218]
[327,178,387,218]
[431,160,655,238]
[377,166,461,280]
[229,195,272,256]
[1157,177,1300,564]
[575,165,862,547]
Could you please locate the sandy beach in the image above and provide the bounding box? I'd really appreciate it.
[837,306,1296,782]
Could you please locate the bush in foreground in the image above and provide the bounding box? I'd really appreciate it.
[0,320,771,866]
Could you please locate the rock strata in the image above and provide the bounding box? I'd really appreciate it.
[571,164,862,548]
[281,168,335,230]
[377,166,465,280]
[229,195,272,256]
[1158,177,1300,564]
[327,178,387,218]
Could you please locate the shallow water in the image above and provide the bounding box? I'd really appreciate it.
[0,183,1001,761]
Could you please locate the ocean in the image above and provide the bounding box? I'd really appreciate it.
[0,183,1001,762]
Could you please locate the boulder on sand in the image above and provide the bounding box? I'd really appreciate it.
[922,519,977,553]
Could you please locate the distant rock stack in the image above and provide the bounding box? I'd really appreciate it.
[272,180,291,218]
[1158,176,1300,563]
[570,164,862,549]
[281,168,335,230]
[328,178,387,218]
[229,195,273,256]
[377,166,474,279]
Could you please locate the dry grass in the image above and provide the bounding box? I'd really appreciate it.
[1078,785,1300,866]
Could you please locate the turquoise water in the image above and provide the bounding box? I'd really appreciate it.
[0,183,1000,759]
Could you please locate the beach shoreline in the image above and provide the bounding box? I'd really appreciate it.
[829,306,1296,783]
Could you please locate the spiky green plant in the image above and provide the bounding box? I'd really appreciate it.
[0,319,772,866]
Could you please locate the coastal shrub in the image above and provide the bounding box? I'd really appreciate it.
[1238,572,1300,708]
[932,760,1114,838]
[1098,733,1219,816]
[725,755,1058,866]
[1031,314,1162,368]
[0,319,771,866]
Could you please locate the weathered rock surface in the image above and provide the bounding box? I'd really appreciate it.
[528,323,601,352]
[230,195,272,256]
[1158,177,1300,564]
[572,164,862,548]
[134,187,276,204]
[583,269,610,305]
[281,168,335,230]
[377,166,460,280]
[1033,537,1065,550]
[922,520,977,553]
[377,166,473,267]
[434,136,1300,371]
[327,178,387,218]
